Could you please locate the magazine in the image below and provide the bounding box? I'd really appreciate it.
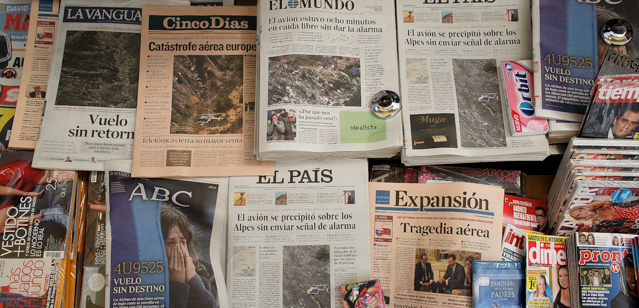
[368,181,504,307]
[79,171,107,308]
[472,261,525,308]
[32,0,189,171]
[396,0,549,165]
[0,151,77,259]
[568,232,636,308]
[553,180,639,236]
[532,0,639,122]
[226,159,371,308]
[525,233,568,308]
[503,195,547,233]
[255,0,404,161]
[9,0,59,150]
[580,79,639,139]
[0,0,30,151]
[105,160,228,308]
[131,5,274,178]
[501,224,538,262]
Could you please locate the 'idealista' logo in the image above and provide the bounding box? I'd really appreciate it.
[269,0,354,11]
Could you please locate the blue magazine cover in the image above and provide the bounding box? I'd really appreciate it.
[574,232,636,308]
[533,0,639,122]
[473,261,525,308]
[106,161,227,308]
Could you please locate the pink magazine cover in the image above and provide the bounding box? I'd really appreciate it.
[500,60,548,136]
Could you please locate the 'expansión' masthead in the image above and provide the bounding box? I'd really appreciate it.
[393,190,490,212]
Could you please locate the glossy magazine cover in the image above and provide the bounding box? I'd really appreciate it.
[0,151,76,259]
[106,163,225,308]
[525,233,567,308]
[572,232,636,308]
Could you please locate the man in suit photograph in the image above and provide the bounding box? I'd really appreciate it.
[414,254,434,292]
[435,254,466,294]
[28,85,45,99]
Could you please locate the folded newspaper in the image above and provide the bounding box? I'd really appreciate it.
[131,5,274,178]
[105,160,229,308]
[227,159,371,307]
[369,181,504,307]
[396,0,549,165]
[32,0,189,171]
[255,0,403,161]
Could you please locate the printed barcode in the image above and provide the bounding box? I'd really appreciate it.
[91,171,98,183]
[44,251,63,258]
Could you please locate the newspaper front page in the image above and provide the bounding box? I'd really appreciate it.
[369,181,504,307]
[255,0,403,160]
[32,0,188,171]
[106,160,229,308]
[396,0,549,164]
[227,159,370,308]
[131,5,273,178]
[10,0,59,150]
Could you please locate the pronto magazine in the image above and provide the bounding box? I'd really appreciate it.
[568,232,636,308]
[105,161,228,308]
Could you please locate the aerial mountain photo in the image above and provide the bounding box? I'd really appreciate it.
[57,31,140,108]
[171,55,244,135]
[268,55,361,107]
[283,245,330,308]
[452,59,507,148]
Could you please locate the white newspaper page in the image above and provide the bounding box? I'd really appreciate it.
[256,0,403,159]
[227,159,370,308]
[397,0,548,160]
[131,5,274,178]
[10,0,59,150]
[369,182,504,307]
[32,0,188,171]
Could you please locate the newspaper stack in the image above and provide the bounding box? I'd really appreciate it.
[254,0,403,161]
[396,0,549,165]
[547,138,639,236]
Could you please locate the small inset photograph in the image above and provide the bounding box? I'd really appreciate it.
[409,113,458,149]
[442,11,453,23]
[35,21,55,44]
[275,192,287,205]
[26,84,47,99]
[343,190,355,204]
[405,58,429,84]
[232,246,256,277]
[452,59,507,148]
[244,101,255,112]
[507,9,519,22]
[412,249,480,295]
[581,267,611,287]
[233,192,246,206]
[283,245,331,308]
[268,55,361,107]
[403,10,415,23]
[266,109,296,141]
[171,55,244,135]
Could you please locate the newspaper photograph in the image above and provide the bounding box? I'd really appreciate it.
[10,0,59,150]
[369,181,504,307]
[32,0,188,171]
[396,0,549,164]
[106,160,229,308]
[227,159,370,308]
[255,0,403,160]
[131,5,273,178]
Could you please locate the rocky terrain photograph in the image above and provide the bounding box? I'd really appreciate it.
[452,59,507,148]
[57,31,140,108]
[268,55,361,107]
[171,55,244,135]
[283,245,330,308]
